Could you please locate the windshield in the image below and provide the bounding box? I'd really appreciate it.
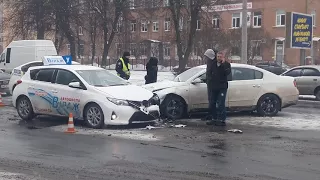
[76,69,129,87]
[174,67,204,82]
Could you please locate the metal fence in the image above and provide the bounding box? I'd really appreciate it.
[83,57,207,71]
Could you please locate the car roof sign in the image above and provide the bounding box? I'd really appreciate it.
[42,56,72,65]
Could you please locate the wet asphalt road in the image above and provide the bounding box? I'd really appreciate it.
[0,96,320,180]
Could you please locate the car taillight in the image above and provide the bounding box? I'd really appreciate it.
[16,80,22,85]
[293,80,297,87]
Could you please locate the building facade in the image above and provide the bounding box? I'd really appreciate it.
[1,0,320,67]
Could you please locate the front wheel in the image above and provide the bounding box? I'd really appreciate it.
[16,96,35,121]
[161,95,186,120]
[256,94,281,117]
[84,103,105,129]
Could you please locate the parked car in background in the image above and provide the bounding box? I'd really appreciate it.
[281,65,320,100]
[255,61,290,75]
[143,64,299,120]
[0,70,10,95]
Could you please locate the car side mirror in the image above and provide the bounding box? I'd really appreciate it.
[68,82,82,89]
[192,78,203,84]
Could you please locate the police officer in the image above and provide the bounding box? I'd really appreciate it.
[116,52,131,80]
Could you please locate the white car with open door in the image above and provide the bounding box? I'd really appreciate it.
[142,63,299,120]
[12,56,160,129]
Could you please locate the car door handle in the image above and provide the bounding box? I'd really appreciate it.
[253,85,261,88]
[51,90,58,93]
[313,79,317,81]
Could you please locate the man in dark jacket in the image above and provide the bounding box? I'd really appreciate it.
[204,49,231,126]
[145,57,158,84]
[116,52,131,80]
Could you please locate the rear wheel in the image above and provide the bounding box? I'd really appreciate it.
[16,96,35,121]
[256,94,281,117]
[84,103,105,129]
[315,88,320,101]
[161,95,186,120]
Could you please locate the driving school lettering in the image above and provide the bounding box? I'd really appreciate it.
[52,96,80,112]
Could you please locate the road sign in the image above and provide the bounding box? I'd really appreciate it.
[286,12,313,49]
[62,55,72,65]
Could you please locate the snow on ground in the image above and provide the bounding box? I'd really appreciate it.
[299,95,316,99]
[0,171,43,180]
[107,70,175,85]
[227,112,320,131]
[50,125,163,142]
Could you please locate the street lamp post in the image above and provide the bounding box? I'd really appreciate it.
[241,0,248,64]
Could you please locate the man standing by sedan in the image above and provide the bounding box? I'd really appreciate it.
[204,49,231,126]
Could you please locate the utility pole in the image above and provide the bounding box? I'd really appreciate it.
[241,0,248,64]
[300,0,308,65]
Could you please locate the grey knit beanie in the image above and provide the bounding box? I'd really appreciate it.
[204,49,216,60]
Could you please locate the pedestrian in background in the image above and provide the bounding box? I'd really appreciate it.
[116,51,131,80]
[202,49,217,121]
[145,57,158,84]
[205,49,231,126]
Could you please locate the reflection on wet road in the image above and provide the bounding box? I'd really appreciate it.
[0,96,320,179]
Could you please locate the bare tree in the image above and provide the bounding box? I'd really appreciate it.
[92,0,128,67]
[4,0,53,40]
[51,0,81,61]
[169,0,215,72]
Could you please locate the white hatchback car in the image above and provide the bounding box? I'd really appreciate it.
[12,65,160,128]
[143,63,299,119]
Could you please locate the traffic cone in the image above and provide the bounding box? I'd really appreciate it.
[65,113,76,134]
[0,94,4,107]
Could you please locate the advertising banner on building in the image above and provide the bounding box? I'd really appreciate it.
[286,12,313,49]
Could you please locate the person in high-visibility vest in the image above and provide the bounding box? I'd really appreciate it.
[116,52,131,80]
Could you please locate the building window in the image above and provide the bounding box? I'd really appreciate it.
[253,12,262,27]
[116,43,123,58]
[129,0,135,9]
[116,17,123,32]
[129,43,136,56]
[153,21,159,32]
[164,18,170,31]
[67,44,71,55]
[231,46,240,56]
[78,44,84,57]
[212,17,220,28]
[164,43,170,57]
[140,43,147,56]
[232,13,241,28]
[311,10,316,26]
[196,20,201,30]
[276,10,285,26]
[78,26,83,35]
[164,0,169,7]
[152,0,159,7]
[179,17,183,31]
[131,20,136,32]
[141,21,148,32]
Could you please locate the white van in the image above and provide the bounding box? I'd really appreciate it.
[0,40,57,73]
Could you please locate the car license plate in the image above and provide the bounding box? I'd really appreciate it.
[1,85,8,88]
